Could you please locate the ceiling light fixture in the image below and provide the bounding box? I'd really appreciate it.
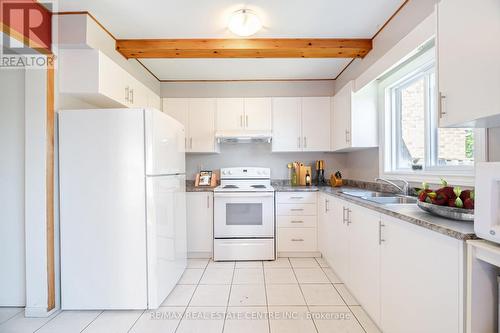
[228,9,262,37]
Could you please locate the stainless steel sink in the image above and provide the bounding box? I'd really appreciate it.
[340,190,396,198]
[363,196,418,205]
[340,190,417,205]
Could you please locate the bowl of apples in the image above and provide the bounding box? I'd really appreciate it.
[416,179,474,222]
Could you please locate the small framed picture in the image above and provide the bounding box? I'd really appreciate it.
[198,171,213,186]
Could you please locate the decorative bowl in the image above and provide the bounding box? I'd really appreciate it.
[417,200,474,222]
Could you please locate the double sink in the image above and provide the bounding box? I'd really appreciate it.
[340,190,418,205]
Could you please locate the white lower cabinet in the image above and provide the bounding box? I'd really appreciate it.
[186,192,213,258]
[380,215,462,333]
[320,194,463,333]
[277,192,317,254]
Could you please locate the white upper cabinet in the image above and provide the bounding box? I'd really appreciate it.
[331,81,378,152]
[216,98,245,131]
[244,98,272,131]
[188,99,217,153]
[301,97,331,151]
[272,97,331,152]
[437,0,500,128]
[216,98,272,132]
[272,97,302,152]
[59,49,160,109]
[162,98,218,153]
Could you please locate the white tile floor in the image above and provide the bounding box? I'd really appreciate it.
[0,258,381,333]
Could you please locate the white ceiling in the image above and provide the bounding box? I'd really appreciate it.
[58,0,405,80]
[140,58,352,81]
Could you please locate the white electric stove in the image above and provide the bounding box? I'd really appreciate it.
[213,167,276,261]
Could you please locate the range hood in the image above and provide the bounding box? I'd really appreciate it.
[215,130,272,144]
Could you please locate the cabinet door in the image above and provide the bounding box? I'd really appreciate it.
[186,192,213,254]
[437,0,500,127]
[130,80,149,108]
[301,97,331,151]
[244,98,272,131]
[327,198,349,283]
[348,205,381,327]
[216,98,244,131]
[188,98,217,153]
[331,82,353,151]
[380,215,461,333]
[317,194,329,257]
[98,51,130,107]
[272,97,302,152]
[162,98,189,151]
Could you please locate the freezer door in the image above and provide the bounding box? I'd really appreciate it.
[145,108,186,176]
[146,174,187,308]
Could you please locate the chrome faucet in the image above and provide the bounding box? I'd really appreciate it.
[375,177,410,196]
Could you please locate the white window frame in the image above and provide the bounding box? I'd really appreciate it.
[378,47,487,186]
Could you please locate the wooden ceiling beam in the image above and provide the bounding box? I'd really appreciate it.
[115,38,372,59]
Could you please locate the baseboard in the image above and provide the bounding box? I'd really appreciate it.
[24,306,59,318]
[278,251,322,258]
[187,251,212,259]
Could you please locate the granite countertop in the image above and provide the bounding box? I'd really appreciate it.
[297,186,475,241]
[186,181,475,240]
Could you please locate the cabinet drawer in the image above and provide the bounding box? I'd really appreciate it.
[278,228,317,252]
[276,192,317,204]
[277,203,317,216]
[277,215,317,228]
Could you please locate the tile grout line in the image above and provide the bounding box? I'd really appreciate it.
[289,258,320,333]
[172,259,210,333]
[347,305,370,333]
[319,261,369,333]
[221,261,236,333]
[126,309,147,333]
[0,308,24,327]
[31,308,64,332]
[262,260,272,333]
[79,310,104,333]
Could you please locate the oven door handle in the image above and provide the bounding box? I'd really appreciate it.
[214,192,275,198]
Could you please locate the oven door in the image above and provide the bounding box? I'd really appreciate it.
[214,192,275,238]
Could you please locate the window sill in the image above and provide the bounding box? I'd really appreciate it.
[381,170,475,187]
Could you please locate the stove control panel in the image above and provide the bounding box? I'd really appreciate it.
[220,167,271,179]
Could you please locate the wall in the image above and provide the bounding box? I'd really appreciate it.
[336,0,438,180]
[0,68,26,306]
[186,144,347,180]
[161,80,335,98]
[489,128,500,161]
[162,80,341,179]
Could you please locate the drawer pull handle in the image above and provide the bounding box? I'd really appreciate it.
[290,196,304,199]
[290,220,303,223]
[290,209,304,211]
[291,238,304,242]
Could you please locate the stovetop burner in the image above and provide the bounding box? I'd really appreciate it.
[251,185,266,189]
[223,185,239,189]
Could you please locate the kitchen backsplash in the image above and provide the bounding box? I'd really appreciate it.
[185,143,348,180]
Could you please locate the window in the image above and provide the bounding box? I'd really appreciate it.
[380,45,479,181]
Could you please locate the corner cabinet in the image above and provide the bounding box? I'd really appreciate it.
[331,81,378,152]
[321,194,464,333]
[272,97,331,152]
[59,49,160,109]
[162,98,218,153]
[216,98,272,132]
[186,192,213,258]
[437,0,500,127]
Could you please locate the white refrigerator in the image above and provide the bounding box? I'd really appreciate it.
[59,108,186,310]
